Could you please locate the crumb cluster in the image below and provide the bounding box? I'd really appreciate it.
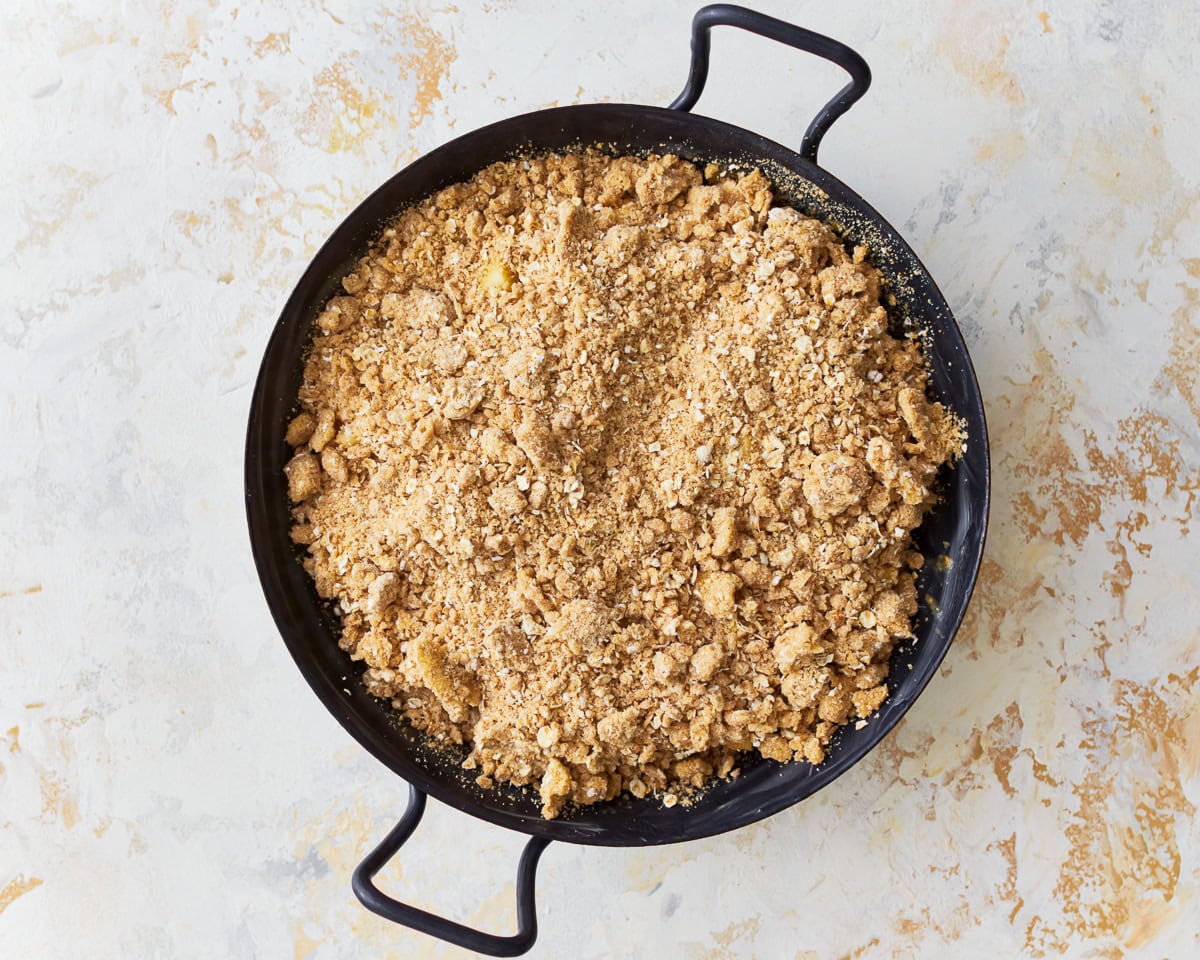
[285,152,963,818]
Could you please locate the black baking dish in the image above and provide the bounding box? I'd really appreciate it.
[245,5,990,955]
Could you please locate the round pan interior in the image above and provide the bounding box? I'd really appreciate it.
[245,103,990,846]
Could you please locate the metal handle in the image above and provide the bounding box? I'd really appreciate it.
[668,3,871,164]
[351,784,552,957]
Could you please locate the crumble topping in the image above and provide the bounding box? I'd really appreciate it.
[285,152,963,818]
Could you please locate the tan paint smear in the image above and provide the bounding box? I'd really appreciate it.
[0,875,44,915]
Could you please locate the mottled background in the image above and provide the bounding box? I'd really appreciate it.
[1,0,1197,957]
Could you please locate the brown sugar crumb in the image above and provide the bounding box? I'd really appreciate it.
[286,152,964,819]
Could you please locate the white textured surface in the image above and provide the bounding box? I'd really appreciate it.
[2,1,1198,957]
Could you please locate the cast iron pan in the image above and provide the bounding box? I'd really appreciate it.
[245,5,990,955]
